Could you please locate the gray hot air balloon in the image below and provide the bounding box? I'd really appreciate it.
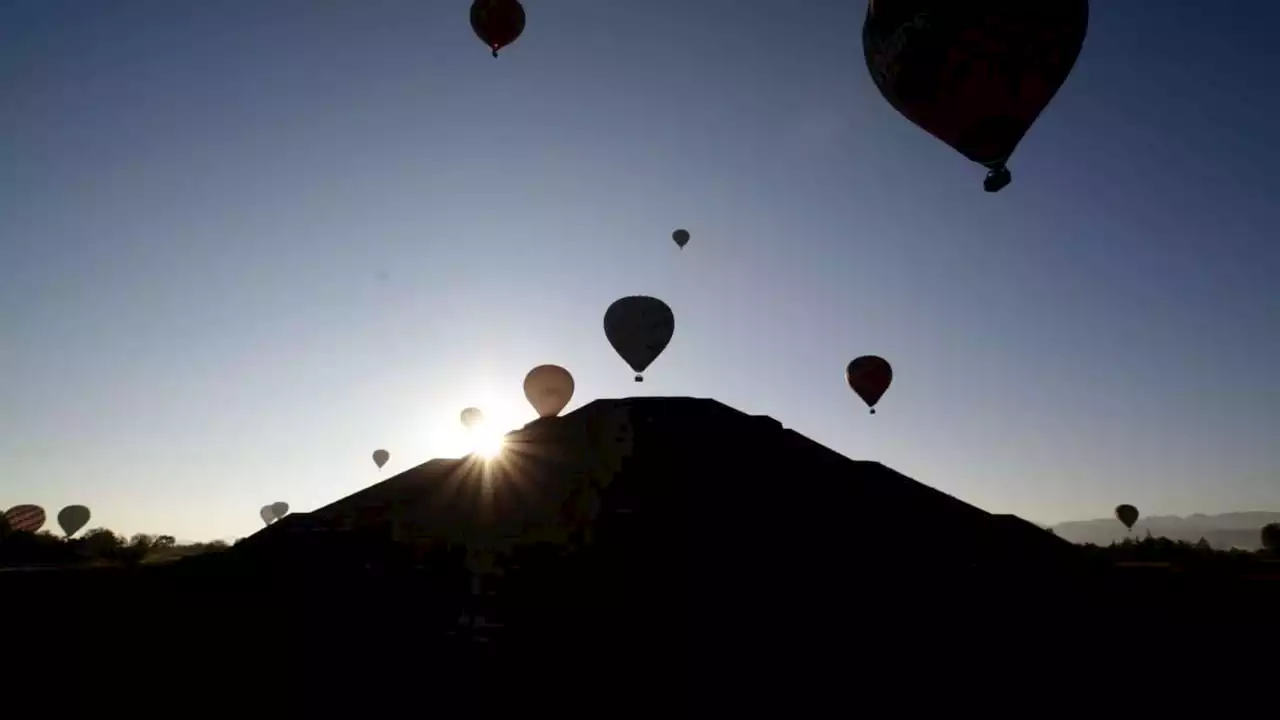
[672,228,690,249]
[373,449,390,470]
[523,364,575,418]
[270,501,290,521]
[4,504,46,533]
[57,505,91,538]
[604,296,675,382]
[461,407,485,430]
[260,505,275,526]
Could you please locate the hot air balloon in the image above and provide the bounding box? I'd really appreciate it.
[846,356,893,414]
[57,505,91,538]
[259,505,275,526]
[862,1,1089,192]
[373,449,390,470]
[271,501,290,521]
[1115,504,1139,532]
[461,407,485,430]
[524,364,575,418]
[672,229,690,249]
[470,0,526,57]
[604,296,675,382]
[4,504,46,533]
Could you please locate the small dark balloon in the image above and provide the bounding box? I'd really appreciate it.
[471,0,526,57]
[1115,504,1139,530]
[846,355,893,411]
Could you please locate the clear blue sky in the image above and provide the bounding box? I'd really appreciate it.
[3,1,1278,542]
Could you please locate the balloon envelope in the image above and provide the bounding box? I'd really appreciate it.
[270,501,290,521]
[672,229,690,249]
[523,364,575,418]
[470,0,526,56]
[260,505,275,526]
[846,356,893,412]
[603,296,675,382]
[57,505,91,537]
[862,0,1089,191]
[461,407,485,429]
[4,504,46,533]
[1115,504,1139,530]
[373,449,390,469]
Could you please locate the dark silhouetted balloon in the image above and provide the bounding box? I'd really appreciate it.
[373,449,390,470]
[1115,504,1139,531]
[57,505,91,538]
[846,356,893,414]
[862,0,1089,192]
[524,364,575,418]
[271,501,290,521]
[471,0,526,57]
[604,296,675,382]
[4,504,46,533]
[672,229,690,249]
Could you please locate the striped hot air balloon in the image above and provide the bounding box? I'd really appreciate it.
[4,504,47,533]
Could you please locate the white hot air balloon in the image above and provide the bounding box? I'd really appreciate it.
[603,296,675,382]
[373,449,390,470]
[260,505,275,526]
[270,501,290,521]
[57,505,92,538]
[461,407,484,430]
[523,364,575,418]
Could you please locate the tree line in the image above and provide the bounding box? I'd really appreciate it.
[0,517,229,568]
[2,517,1277,570]
[1073,523,1280,569]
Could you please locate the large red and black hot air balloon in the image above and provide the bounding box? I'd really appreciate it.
[471,0,526,58]
[847,356,893,414]
[862,1,1089,192]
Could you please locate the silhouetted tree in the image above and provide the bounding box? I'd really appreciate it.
[82,528,122,558]
[1262,523,1280,553]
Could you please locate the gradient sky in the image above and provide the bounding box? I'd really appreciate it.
[3,1,1279,542]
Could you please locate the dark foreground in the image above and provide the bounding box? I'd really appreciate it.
[5,550,1279,715]
[6,399,1277,711]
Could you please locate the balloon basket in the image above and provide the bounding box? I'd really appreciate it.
[983,166,1012,193]
[634,375,644,382]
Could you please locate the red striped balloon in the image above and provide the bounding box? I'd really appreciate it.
[4,504,47,533]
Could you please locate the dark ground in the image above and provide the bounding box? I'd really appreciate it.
[5,546,1278,716]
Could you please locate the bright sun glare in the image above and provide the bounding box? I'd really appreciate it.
[470,426,506,460]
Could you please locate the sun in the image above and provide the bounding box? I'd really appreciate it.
[470,426,506,460]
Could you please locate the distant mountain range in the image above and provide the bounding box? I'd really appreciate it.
[1048,512,1280,550]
